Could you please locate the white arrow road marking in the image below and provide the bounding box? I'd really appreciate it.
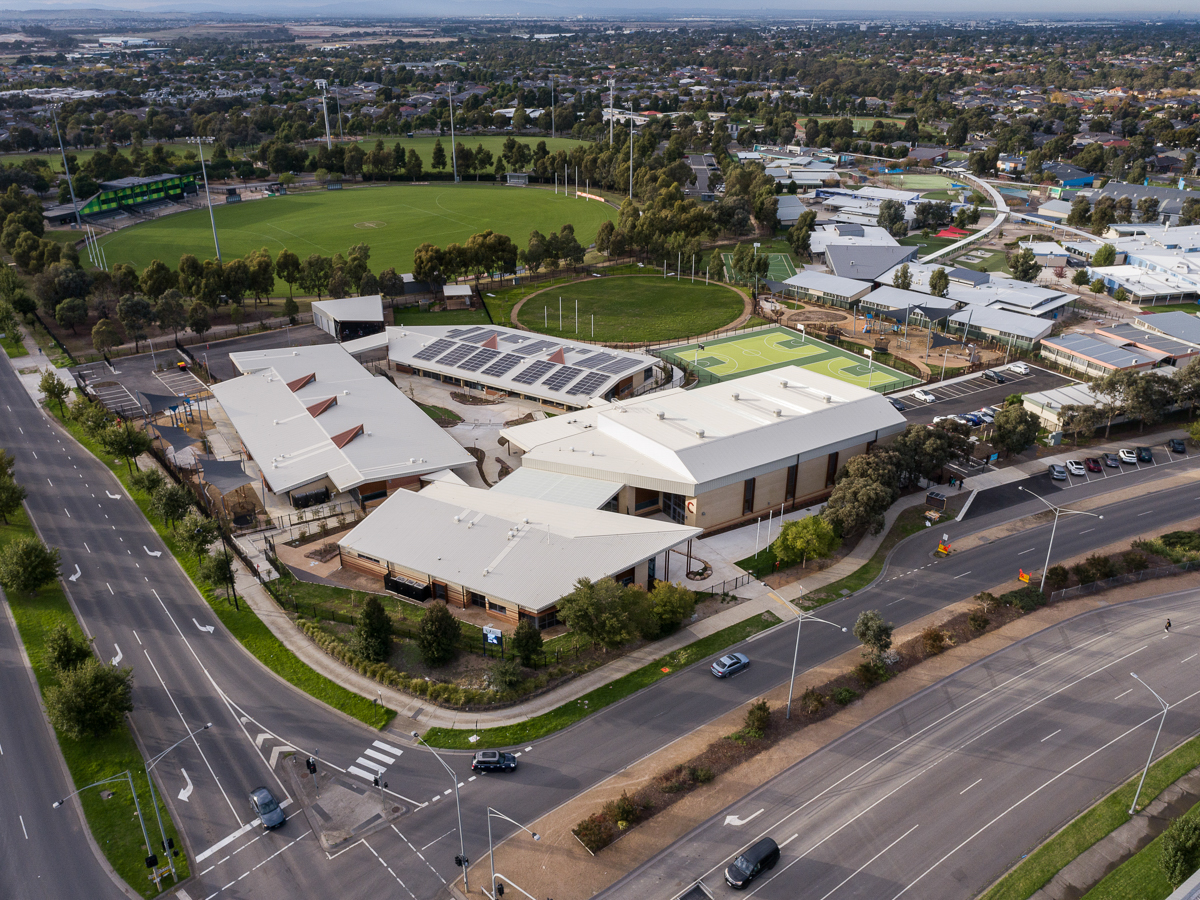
[106,491,121,500]
[255,733,271,748]
[269,745,292,769]
[724,809,764,827]
[69,564,81,582]
[144,546,162,557]
[178,769,194,802]
[110,644,123,666]
[193,618,215,634]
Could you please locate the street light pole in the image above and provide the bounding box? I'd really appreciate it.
[448,85,458,183]
[49,105,83,232]
[413,732,469,893]
[1128,673,1169,815]
[54,771,157,886]
[1017,486,1103,592]
[763,585,847,720]
[187,136,221,262]
[145,722,212,880]
[487,807,539,899]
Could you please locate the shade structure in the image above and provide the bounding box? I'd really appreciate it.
[198,458,255,495]
[139,391,189,416]
[151,423,202,454]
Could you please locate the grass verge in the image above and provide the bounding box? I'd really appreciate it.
[420,611,781,749]
[982,730,1200,900]
[1,507,189,896]
[3,333,28,357]
[805,505,934,605]
[416,402,464,424]
[50,403,393,728]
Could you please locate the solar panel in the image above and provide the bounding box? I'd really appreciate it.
[501,335,528,344]
[512,360,556,385]
[598,356,645,375]
[445,326,484,338]
[414,339,455,361]
[458,348,501,372]
[542,366,583,391]
[481,353,523,377]
[576,352,617,369]
[513,339,558,357]
[435,344,477,367]
[462,329,502,344]
[566,371,610,396]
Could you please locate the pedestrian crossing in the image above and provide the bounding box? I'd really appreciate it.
[348,740,404,783]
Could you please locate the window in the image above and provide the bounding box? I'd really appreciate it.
[470,592,487,608]
[662,492,687,524]
[487,601,507,613]
[432,582,448,601]
[825,452,839,488]
[785,464,797,502]
[536,609,558,629]
[742,478,756,515]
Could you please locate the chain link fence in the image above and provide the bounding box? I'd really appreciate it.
[1049,560,1199,602]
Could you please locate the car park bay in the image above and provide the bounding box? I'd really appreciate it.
[899,365,1074,426]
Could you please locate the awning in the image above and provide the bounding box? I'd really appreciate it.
[151,424,202,454]
[138,391,189,416]
[198,458,255,495]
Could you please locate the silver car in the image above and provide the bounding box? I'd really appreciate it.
[711,652,750,678]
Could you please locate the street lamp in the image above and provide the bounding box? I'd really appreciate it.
[145,723,211,879]
[412,731,469,893]
[1128,673,1169,815]
[487,807,539,899]
[763,585,847,720]
[53,771,159,886]
[48,104,83,233]
[1016,486,1103,592]
[186,137,221,262]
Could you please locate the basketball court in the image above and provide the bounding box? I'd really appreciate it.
[657,325,919,393]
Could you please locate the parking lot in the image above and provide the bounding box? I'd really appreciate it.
[71,346,212,417]
[899,364,1076,425]
[190,325,334,382]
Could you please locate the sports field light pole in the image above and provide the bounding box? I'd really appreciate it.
[608,77,614,145]
[145,722,211,880]
[763,585,847,720]
[1016,486,1103,593]
[447,85,458,183]
[315,79,332,150]
[187,137,221,262]
[1128,673,1170,815]
[54,771,158,886]
[412,732,469,892]
[628,106,634,200]
[48,104,83,232]
[487,807,539,899]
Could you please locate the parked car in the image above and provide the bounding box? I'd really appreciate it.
[1103,452,1121,467]
[711,652,750,678]
[1169,438,1187,454]
[981,406,1000,416]
[1008,362,1031,375]
[250,786,286,830]
[1085,457,1102,473]
[932,415,953,424]
[471,750,518,772]
[1136,446,1153,463]
[913,389,937,403]
[1065,460,1086,476]
[725,838,781,889]
[982,369,1007,384]
[1118,448,1138,464]
[977,410,995,424]
[887,397,907,411]
[961,412,983,426]
[1048,464,1068,481]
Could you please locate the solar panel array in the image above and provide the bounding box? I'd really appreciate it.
[481,353,523,377]
[542,366,583,392]
[462,329,502,344]
[567,372,610,396]
[436,344,477,367]
[458,348,501,372]
[413,339,455,361]
[445,326,485,338]
[501,334,527,344]
[598,357,645,375]
[576,352,617,369]
[514,339,558,357]
[512,359,556,385]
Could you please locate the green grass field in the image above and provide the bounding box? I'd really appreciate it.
[878,174,957,192]
[95,183,615,279]
[660,325,917,392]
[515,275,745,343]
[720,252,797,283]
[393,306,491,328]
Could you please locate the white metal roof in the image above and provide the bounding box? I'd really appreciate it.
[337,481,699,613]
[311,295,384,323]
[501,365,907,496]
[211,344,473,495]
[782,271,872,298]
[949,306,1054,340]
[385,325,654,407]
[488,467,621,508]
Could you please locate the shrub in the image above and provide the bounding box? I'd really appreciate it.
[690,766,714,784]
[744,699,771,737]
[490,658,523,692]
[1072,561,1097,585]
[130,467,165,496]
[800,687,827,715]
[1160,815,1200,888]
[1044,565,1070,591]
[610,792,639,824]
[921,626,947,656]
[44,658,134,740]
[853,659,888,687]
[510,618,543,666]
[1086,554,1118,580]
[416,601,460,667]
[999,586,1047,612]
[573,813,616,853]
[833,687,860,705]
[1161,531,1200,552]
[45,622,93,672]
[968,608,990,633]
[1123,551,1149,573]
[975,591,998,610]
[0,535,60,595]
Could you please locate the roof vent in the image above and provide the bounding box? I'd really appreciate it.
[453,515,461,523]
[774,408,782,417]
[467,521,474,529]
[273,420,278,425]
[523,517,529,524]
[823,393,832,403]
[731,392,740,401]
[780,379,789,388]
[696,428,705,438]
[343,390,350,396]
[656,411,665,420]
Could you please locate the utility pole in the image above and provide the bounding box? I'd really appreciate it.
[550,76,555,140]
[335,85,344,141]
[315,80,332,150]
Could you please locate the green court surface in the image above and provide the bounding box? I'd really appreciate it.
[720,252,797,282]
[657,325,918,393]
[877,174,957,192]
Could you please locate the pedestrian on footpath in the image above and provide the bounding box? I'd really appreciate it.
[1166,619,1172,634]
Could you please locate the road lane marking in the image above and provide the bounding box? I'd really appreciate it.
[355,757,386,774]
[373,740,405,756]
[421,828,455,851]
[84,543,90,553]
[1080,528,1095,534]
[63,508,70,518]
[953,571,971,578]
[133,632,141,645]
[1183,654,1198,663]
[19,815,27,838]
[363,748,394,764]
[1137,511,1154,516]
[813,824,920,900]
[887,597,905,606]
[1116,689,1133,699]
[348,766,379,781]
[1041,729,1061,742]
[1018,548,1036,555]
[779,833,799,848]
[960,778,983,795]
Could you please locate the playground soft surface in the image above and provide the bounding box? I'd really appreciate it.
[659,325,915,392]
[95,183,615,275]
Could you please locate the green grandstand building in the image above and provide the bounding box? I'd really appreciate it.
[43,173,199,226]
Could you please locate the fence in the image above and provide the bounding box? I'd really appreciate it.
[241,500,365,543]
[30,311,77,364]
[1049,560,1199,602]
[697,573,756,597]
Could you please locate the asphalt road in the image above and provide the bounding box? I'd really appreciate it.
[6,342,1200,900]
[599,589,1200,900]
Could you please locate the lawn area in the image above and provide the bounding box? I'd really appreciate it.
[516,275,745,343]
[955,250,1012,276]
[900,232,974,256]
[420,611,781,748]
[804,505,935,605]
[0,507,188,896]
[2,330,27,357]
[981,729,1200,900]
[1140,303,1200,315]
[921,190,961,202]
[96,183,615,285]
[393,306,492,328]
[51,403,394,728]
[416,402,463,424]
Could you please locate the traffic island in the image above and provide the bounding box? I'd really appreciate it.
[285,754,408,851]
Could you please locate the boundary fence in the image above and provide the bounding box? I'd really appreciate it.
[1049,560,1198,602]
[696,573,756,597]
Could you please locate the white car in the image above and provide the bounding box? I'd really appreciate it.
[913,389,937,403]
[1065,460,1086,476]
[977,410,995,424]
[1118,448,1138,464]
[1008,362,1031,375]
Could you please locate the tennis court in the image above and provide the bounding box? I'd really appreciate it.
[720,252,798,282]
[656,325,919,393]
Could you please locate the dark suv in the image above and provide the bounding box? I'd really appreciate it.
[725,837,781,888]
[982,369,1007,384]
[471,750,517,772]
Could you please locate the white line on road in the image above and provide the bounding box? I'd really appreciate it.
[373,740,405,756]
[953,571,972,578]
[19,815,27,838]
[887,597,905,606]
[133,631,141,645]
[1018,548,1036,555]
[363,748,394,764]
[68,564,81,582]
[178,769,194,801]
[1138,511,1154,516]
[814,824,919,900]
[420,828,456,851]
[1041,729,1061,742]
[110,644,122,665]
[1183,654,1198,664]
[960,778,983,795]
[84,543,90,553]
[106,583,112,594]
[779,833,799,848]
[1115,689,1133,699]
[45,477,50,486]
[63,508,70,518]
[348,765,379,782]
[1080,528,1096,534]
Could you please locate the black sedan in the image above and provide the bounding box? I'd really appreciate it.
[250,786,286,829]
[1169,438,1187,454]
[471,750,517,772]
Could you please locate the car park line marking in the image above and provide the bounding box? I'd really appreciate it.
[1182,654,1197,664]
[1115,689,1133,699]
[813,824,920,900]
[468,775,476,782]
[1041,729,1061,742]
[525,746,533,752]
[514,751,521,757]
[960,778,983,795]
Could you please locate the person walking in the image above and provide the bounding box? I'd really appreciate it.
[1165,619,1172,634]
